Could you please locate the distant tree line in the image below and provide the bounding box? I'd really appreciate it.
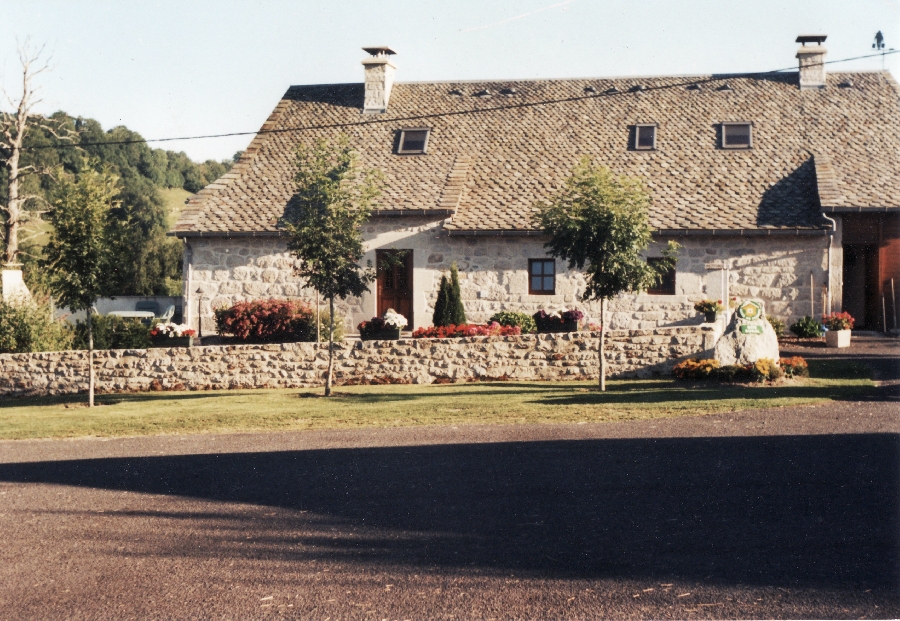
[0,111,236,296]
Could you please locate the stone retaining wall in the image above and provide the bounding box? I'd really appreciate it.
[0,326,717,398]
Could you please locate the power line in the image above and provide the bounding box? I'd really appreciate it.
[22,48,900,152]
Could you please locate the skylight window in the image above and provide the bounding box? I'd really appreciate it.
[635,124,657,150]
[722,122,752,149]
[398,128,430,155]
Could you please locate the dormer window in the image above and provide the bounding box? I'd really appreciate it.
[635,124,657,150]
[722,122,752,149]
[398,128,430,154]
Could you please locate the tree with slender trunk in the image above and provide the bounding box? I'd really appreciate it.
[282,135,381,396]
[43,164,119,406]
[1,41,74,266]
[533,156,678,390]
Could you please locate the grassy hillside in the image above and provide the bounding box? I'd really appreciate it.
[160,187,195,228]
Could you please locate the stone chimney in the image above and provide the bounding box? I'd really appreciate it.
[796,35,827,90]
[362,46,397,114]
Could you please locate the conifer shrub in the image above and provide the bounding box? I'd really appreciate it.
[432,274,451,327]
[448,263,466,326]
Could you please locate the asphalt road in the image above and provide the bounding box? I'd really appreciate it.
[1,383,898,620]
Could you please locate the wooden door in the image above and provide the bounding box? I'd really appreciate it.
[377,250,413,326]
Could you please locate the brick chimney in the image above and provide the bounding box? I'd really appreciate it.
[362,46,397,114]
[796,35,827,90]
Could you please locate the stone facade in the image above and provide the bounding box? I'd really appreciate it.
[184,215,832,337]
[0,326,716,398]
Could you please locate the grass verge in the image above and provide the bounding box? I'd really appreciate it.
[0,360,877,441]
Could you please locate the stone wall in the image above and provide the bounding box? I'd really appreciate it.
[0,326,716,398]
[183,216,830,335]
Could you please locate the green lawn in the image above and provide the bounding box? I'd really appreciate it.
[0,360,875,440]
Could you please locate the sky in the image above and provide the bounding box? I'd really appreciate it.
[2,0,898,163]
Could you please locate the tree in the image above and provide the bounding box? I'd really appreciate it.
[1,42,74,266]
[43,164,120,406]
[448,262,467,325]
[281,135,381,396]
[533,157,678,390]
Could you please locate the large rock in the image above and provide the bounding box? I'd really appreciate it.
[714,299,780,366]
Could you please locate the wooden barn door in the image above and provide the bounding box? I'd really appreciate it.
[377,250,413,326]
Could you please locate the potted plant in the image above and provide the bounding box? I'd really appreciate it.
[358,308,407,341]
[150,323,197,347]
[533,309,583,333]
[822,312,854,348]
[694,299,725,323]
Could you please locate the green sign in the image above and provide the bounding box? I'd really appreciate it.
[737,300,763,321]
[740,324,763,335]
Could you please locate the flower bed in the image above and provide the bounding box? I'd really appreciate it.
[150,323,196,348]
[533,309,583,333]
[358,309,408,341]
[672,356,806,383]
[412,322,521,339]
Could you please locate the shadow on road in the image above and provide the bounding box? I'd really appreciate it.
[1,433,897,591]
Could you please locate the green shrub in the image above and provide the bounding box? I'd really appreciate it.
[0,299,74,353]
[489,311,537,334]
[767,316,786,338]
[713,364,753,382]
[790,315,822,338]
[74,314,152,350]
[317,310,345,342]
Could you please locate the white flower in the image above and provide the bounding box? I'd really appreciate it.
[382,309,408,329]
[156,322,193,337]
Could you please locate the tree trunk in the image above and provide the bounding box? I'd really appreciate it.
[325,295,334,397]
[599,297,607,391]
[87,308,95,407]
[3,121,23,265]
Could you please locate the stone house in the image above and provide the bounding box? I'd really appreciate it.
[172,36,900,334]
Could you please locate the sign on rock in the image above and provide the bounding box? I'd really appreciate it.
[713,298,780,366]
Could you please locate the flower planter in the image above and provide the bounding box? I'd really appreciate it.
[536,319,579,334]
[825,329,851,348]
[360,327,401,341]
[703,311,719,323]
[151,336,194,348]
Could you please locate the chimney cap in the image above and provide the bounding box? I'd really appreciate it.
[362,46,397,57]
[796,35,827,45]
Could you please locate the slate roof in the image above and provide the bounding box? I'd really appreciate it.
[172,70,900,237]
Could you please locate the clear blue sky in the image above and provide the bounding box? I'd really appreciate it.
[2,0,897,162]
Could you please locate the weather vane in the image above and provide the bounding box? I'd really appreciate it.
[873,31,892,71]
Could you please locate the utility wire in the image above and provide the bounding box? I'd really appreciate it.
[22,48,900,152]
